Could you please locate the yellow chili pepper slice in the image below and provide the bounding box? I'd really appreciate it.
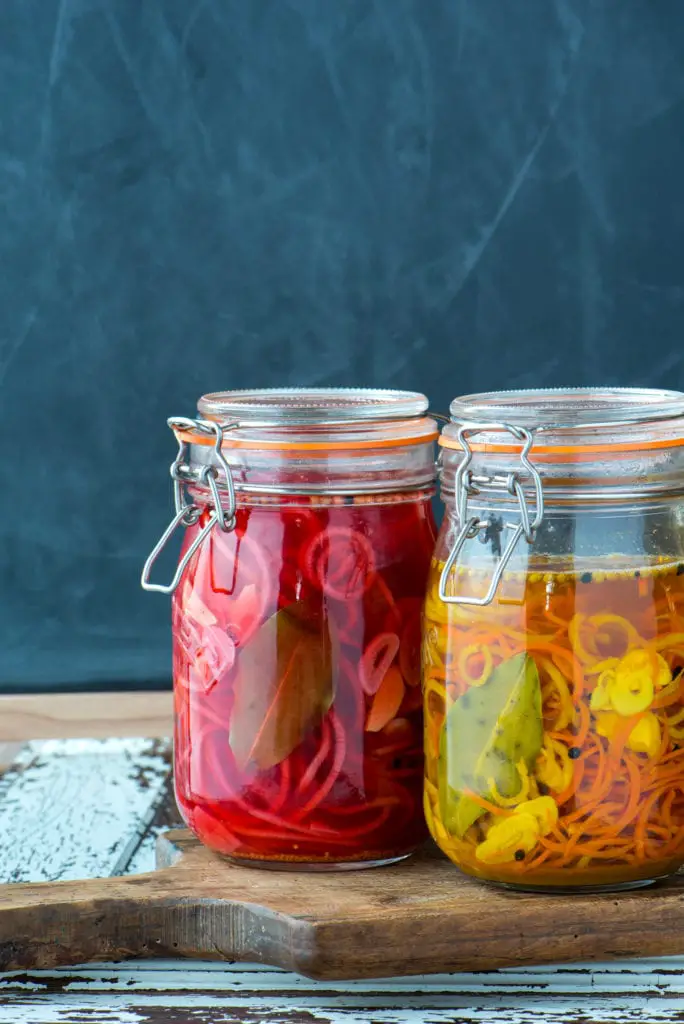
[536,737,573,793]
[626,713,661,757]
[475,812,540,865]
[596,709,661,757]
[595,711,620,740]
[590,669,615,711]
[609,652,656,715]
[515,796,558,835]
[615,648,671,690]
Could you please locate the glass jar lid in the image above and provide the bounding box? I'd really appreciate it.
[177,386,436,454]
[448,387,684,428]
[164,386,437,508]
[198,387,429,427]
[442,387,684,455]
[439,386,684,507]
[436,387,684,609]
[142,389,436,595]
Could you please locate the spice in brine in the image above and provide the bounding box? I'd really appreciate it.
[423,561,684,888]
[174,492,434,865]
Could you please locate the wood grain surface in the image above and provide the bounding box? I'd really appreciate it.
[2,737,684,1022]
[0,692,173,741]
[2,827,684,981]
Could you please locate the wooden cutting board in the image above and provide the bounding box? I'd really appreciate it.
[1,829,684,980]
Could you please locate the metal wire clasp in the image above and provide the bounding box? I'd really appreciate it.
[141,417,237,595]
[438,423,544,607]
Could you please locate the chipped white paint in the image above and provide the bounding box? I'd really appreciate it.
[3,957,684,995]
[1,737,684,1023]
[0,738,170,883]
[0,744,35,803]
[0,990,682,1023]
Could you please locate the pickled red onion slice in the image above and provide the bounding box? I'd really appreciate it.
[303,526,376,600]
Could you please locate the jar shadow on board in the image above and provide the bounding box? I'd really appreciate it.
[142,388,437,870]
[424,388,684,892]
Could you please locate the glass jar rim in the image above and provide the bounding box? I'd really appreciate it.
[198,387,429,427]
[441,387,684,456]
[447,387,684,430]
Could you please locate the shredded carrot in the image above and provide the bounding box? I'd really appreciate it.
[461,790,511,817]
[365,666,405,733]
[653,676,684,709]
[553,755,585,807]
[423,561,684,885]
[458,644,493,687]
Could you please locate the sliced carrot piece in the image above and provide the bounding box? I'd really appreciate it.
[360,632,400,695]
[365,666,405,732]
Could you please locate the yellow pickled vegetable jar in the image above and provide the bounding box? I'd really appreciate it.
[424,388,684,892]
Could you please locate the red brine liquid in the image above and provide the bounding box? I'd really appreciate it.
[173,492,436,867]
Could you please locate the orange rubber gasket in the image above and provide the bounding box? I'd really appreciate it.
[438,434,684,462]
[175,423,439,453]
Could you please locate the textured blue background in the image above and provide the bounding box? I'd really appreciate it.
[1,0,684,689]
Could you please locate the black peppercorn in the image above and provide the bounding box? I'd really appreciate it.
[514,849,525,862]
[580,572,593,584]
[568,746,581,759]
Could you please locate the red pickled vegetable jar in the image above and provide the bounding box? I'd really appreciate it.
[142,388,437,869]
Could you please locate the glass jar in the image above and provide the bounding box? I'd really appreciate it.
[143,388,437,869]
[424,388,684,892]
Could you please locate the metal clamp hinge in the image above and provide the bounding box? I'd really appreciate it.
[438,422,544,607]
[141,417,238,595]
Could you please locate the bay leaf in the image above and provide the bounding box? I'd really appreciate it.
[229,602,334,771]
[439,652,543,837]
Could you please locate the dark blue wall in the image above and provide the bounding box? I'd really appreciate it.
[2,0,684,689]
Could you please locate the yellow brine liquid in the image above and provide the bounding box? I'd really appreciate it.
[423,558,684,890]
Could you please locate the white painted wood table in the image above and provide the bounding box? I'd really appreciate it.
[1,738,684,1023]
